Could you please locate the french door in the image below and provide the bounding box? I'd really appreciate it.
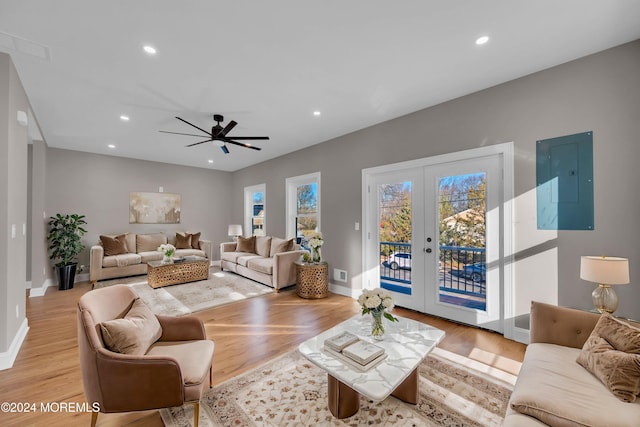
[363,151,505,332]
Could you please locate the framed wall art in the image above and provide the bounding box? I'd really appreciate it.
[129,192,181,224]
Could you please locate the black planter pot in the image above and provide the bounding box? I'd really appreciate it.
[56,264,77,290]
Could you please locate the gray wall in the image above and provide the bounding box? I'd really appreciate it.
[29,140,48,291]
[0,53,29,353]
[231,40,640,321]
[43,149,233,284]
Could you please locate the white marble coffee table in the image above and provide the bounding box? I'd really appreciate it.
[298,314,445,418]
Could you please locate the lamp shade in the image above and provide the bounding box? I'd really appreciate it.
[228,224,243,237]
[580,256,630,285]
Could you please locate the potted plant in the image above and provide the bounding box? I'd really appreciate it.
[47,213,87,290]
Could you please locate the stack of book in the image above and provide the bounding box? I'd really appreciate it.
[323,331,387,371]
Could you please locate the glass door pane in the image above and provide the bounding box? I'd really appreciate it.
[438,173,487,311]
[365,168,424,312]
[379,181,413,296]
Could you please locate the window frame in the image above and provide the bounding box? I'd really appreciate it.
[286,172,321,240]
[244,183,266,237]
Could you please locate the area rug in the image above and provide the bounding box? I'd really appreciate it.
[160,347,517,426]
[93,267,274,316]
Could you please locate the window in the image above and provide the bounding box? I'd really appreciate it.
[286,172,320,247]
[244,184,266,236]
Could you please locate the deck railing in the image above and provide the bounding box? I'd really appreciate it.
[380,242,486,300]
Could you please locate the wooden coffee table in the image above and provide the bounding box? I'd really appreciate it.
[298,315,445,418]
[147,257,209,288]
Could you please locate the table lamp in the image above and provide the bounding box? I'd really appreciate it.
[580,255,630,314]
[228,224,243,241]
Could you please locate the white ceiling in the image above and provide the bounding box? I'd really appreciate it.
[1,1,639,172]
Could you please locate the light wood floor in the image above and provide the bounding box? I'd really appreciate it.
[0,281,525,426]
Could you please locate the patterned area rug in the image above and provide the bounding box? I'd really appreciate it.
[93,267,273,316]
[160,347,517,426]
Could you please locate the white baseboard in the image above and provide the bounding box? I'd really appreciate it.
[29,278,54,298]
[26,280,32,289]
[0,318,29,371]
[30,271,88,297]
[328,282,359,299]
[511,326,530,345]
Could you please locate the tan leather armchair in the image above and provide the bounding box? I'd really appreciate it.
[77,285,214,427]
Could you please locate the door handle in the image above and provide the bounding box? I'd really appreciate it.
[425,248,432,253]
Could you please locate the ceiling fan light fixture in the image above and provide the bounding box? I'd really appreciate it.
[160,114,268,154]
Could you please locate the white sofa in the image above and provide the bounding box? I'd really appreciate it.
[220,235,305,292]
[90,232,212,284]
[504,301,640,426]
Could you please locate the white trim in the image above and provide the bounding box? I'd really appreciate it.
[329,282,360,298]
[244,183,266,237]
[500,142,520,342]
[26,280,32,289]
[362,142,515,336]
[512,327,531,345]
[0,318,29,371]
[29,278,54,298]
[285,172,321,239]
[29,273,87,297]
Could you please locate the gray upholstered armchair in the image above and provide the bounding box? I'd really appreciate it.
[77,285,214,427]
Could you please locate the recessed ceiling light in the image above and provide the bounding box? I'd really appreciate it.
[107,144,116,149]
[313,111,321,116]
[143,45,157,55]
[208,159,214,164]
[475,36,490,45]
[120,115,130,121]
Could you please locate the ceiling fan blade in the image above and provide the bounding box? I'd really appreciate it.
[159,130,209,137]
[219,120,237,137]
[175,116,212,136]
[225,136,270,140]
[225,139,262,151]
[185,139,213,147]
[221,145,230,154]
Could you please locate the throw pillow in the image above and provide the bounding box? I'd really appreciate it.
[175,233,191,249]
[577,334,640,402]
[100,298,162,356]
[136,233,167,253]
[100,234,128,256]
[591,313,640,354]
[255,236,272,257]
[236,236,256,253]
[270,237,293,255]
[189,232,201,250]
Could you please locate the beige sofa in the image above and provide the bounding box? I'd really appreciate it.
[505,301,640,426]
[220,235,305,292]
[90,232,212,284]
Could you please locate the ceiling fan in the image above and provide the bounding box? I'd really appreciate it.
[159,114,269,154]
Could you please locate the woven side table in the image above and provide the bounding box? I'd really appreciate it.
[296,261,329,299]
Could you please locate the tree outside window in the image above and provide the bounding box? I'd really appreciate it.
[286,173,320,246]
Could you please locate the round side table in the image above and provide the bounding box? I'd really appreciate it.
[295,261,329,299]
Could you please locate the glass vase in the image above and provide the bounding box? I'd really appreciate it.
[371,310,385,340]
[311,247,321,263]
[162,255,173,263]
